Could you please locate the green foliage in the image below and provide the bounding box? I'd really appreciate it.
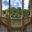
[10,7,22,18]
[17,7,22,15]
[24,0,30,16]
[24,9,30,16]
[28,0,30,10]
[3,10,6,14]
[2,2,30,17]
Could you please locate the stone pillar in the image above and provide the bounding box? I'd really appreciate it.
[30,0,32,17]
[0,0,2,16]
[0,17,1,27]
[7,18,12,32]
[30,0,32,31]
[30,0,32,24]
[21,0,24,32]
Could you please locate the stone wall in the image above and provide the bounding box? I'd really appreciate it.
[24,24,32,32]
[0,24,8,32]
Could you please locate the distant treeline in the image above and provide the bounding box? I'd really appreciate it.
[2,7,30,17]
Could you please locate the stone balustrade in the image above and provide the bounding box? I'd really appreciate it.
[0,16,30,28]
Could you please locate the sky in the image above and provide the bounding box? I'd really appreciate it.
[2,0,29,10]
[2,0,9,10]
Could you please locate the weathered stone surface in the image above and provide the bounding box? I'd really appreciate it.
[0,24,8,32]
[24,24,32,32]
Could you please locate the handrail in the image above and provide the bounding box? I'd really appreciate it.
[0,16,31,19]
[0,16,31,28]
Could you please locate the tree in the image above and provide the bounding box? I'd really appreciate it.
[3,10,6,14]
[28,0,30,16]
[28,0,30,10]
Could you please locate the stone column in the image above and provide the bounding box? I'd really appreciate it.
[0,0,2,16]
[30,0,32,16]
[30,0,32,24]
[7,17,12,32]
[21,0,24,32]
[29,1,32,32]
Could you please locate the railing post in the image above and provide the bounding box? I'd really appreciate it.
[0,17,2,27]
[7,18,10,32]
[7,17,12,32]
[29,0,32,32]
[30,0,32,24]
[21,0,24,32]
[0,0,2,16]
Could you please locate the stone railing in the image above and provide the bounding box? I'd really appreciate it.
[10,17,30,28]
[0,16,30,28]
[24,16,30,25]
